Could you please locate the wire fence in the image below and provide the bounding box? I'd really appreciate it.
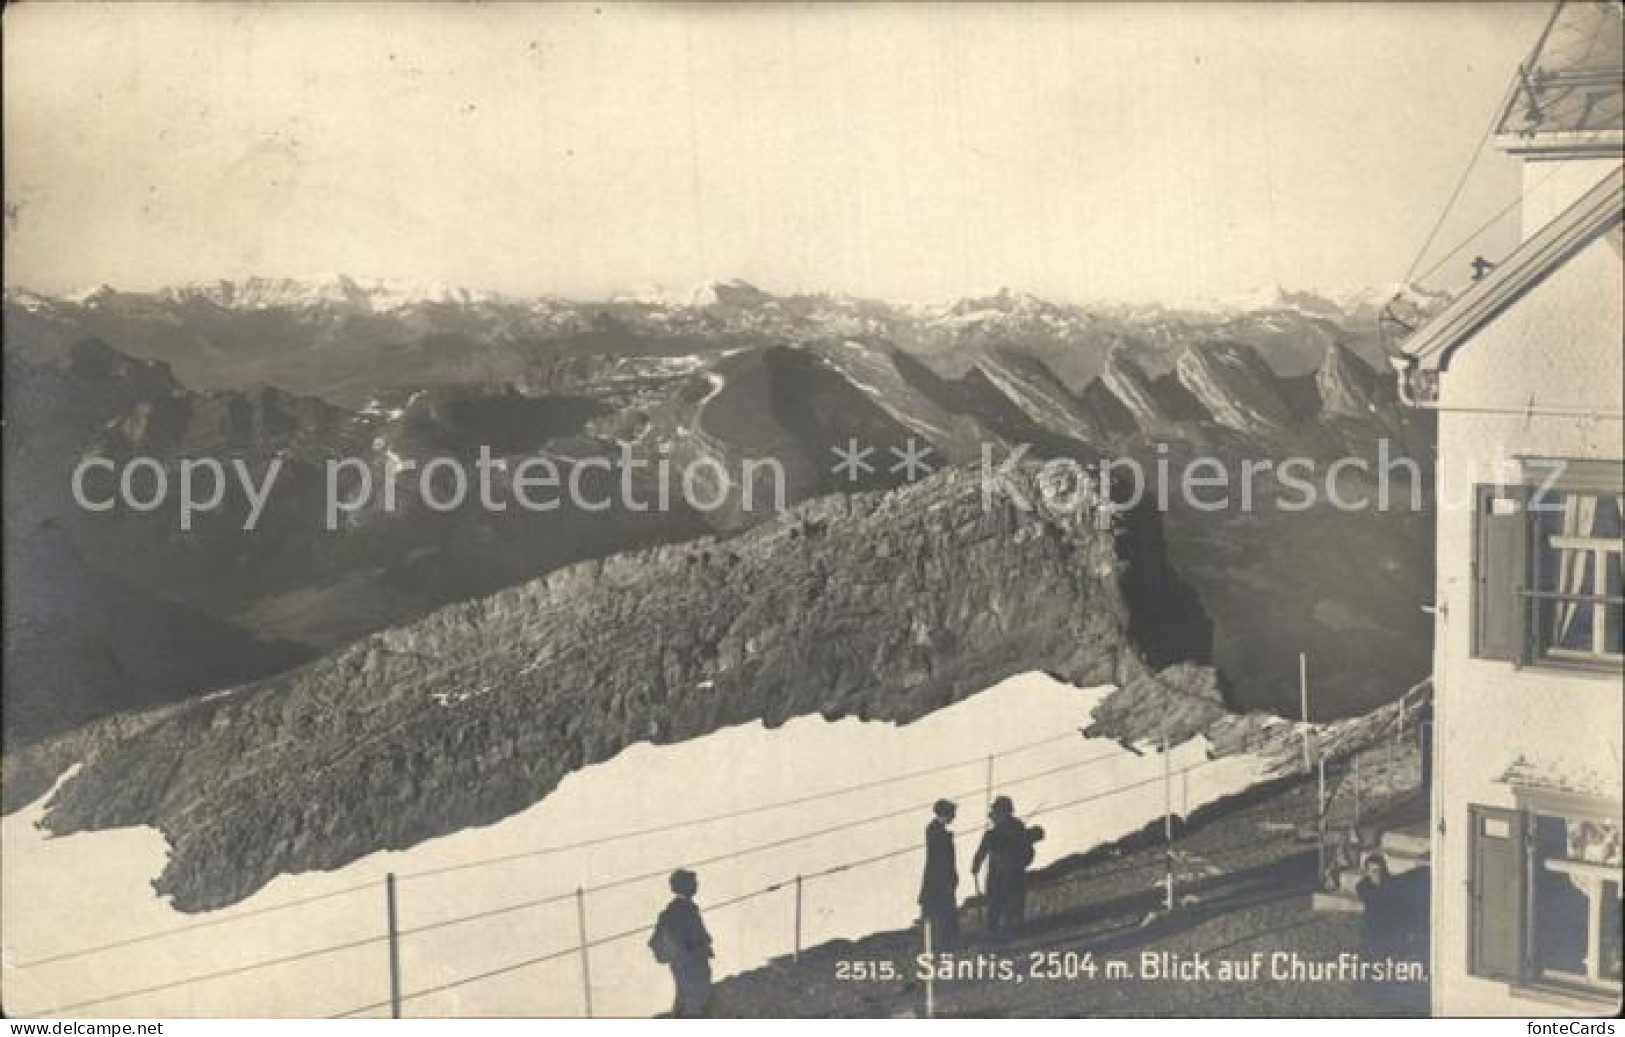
[330,758,1227,1020]
[18,686,1432,1019]
[14,728,1080,972]
[16,725,1107,1015]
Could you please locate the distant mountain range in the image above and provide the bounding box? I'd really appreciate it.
[7,275,1448,321]
[3,277,1438,906]
[4,277,1448,404]
[3,277,1438,742]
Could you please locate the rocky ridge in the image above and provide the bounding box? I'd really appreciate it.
[971,347,1106,447]
[1174,341,1299,438]
[1098,344,1191,440]
[1083,662,1431,773]
[7,462,1136,910]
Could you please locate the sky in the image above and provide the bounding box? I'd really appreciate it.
[3,1,1555,305]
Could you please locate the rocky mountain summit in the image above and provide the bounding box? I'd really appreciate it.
[7,463,1137,910]
[1097,344,1203,442]
[3,339,313,744]
[971,347,1107,447]
[3,272,1435,747]
[1175,341,1298,439]
[2,335,711,744]
[3,278,1437,896]
[1316,340,1388,418]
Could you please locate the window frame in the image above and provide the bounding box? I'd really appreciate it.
[1471,458,1625,670]
[1467,794,1624,1006]
[1514,789,1624,1000]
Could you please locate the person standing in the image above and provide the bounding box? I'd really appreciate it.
[649,869,714,1018]
[918,799,960,947]
[1355,853,1405,1006]
[972,796,1044,941]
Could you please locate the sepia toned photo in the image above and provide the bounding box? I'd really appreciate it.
[1,0,1620,1024]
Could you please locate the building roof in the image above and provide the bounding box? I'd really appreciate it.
[1395,163,1623,372]
[1497,1,1624,147]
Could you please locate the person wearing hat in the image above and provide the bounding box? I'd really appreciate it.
[971,796,1045,941]
[917,799,961,947]
[648,868,714,1017]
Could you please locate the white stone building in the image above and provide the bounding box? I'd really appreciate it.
[1392,0,1623,1015]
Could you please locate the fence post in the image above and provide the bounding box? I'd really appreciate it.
[1316,753,1328,887]
[793,875,803,962]
[575,887,593,1019]
[1353,752,1362,834]
[984,754,994,813]
[1299,653,1312,772]
[1162,733,1175,912]
[923,919,936,1019]
[386,873,402,1019]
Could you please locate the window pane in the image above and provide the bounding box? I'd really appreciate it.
[1598,496,1624,539]
[1534,491,1623,658]
[1531,815,1625,988]
[1531,816,1591,978]
[1537,582,1599,653]
[1567,819,1622,866]
[1607,554,1624,656]
[1534,603,1625,657]
[1540,545,1596,594]
[1535,491,1622,549]
[1535,495,1594,603]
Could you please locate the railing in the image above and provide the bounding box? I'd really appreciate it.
[16,676,1435,1019]
[14,727,1243,1019]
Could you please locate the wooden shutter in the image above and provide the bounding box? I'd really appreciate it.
[1473,485,1531,662]
[1468,805,1526,982]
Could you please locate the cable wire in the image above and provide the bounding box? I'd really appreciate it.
[391,746,1126,941]
[18,730,1086,967]
[13,879,380,969]
[34,740,1240,1016]
[396,729,1083,883]
[34,930,389,1016]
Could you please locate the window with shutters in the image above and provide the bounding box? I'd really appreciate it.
[1530,491,1623,664]
[1468,801,1623,1001]
[1528,811,1622,994]
[1472,462,1625,668]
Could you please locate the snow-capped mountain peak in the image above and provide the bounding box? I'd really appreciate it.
[687,278,775,310]
[146,276,501,313]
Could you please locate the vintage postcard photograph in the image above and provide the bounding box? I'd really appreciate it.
[2,0,1621,1025]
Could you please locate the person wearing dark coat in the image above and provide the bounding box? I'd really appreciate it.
[650,869,713,1018]
[1356,855,1406,956]
[971,796,1044,940]
[918,799,960,946]
[1355,854,1409,1006]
